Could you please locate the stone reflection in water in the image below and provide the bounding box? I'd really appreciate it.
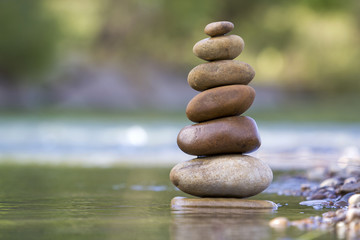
[171,207,274,240]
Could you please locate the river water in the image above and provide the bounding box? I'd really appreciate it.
[0,117,359,169]
[0,117,359,239]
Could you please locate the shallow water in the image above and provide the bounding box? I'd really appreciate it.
[0,117,358,239]
[0,117,359,169]
[0,165,336,240]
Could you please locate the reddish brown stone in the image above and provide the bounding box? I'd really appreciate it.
[177,116,260,156]
[204,21,234,37]
[188,60,255,91]
[186,85,255,122]
[193,35,244,61]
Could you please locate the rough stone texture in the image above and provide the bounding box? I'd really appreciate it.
[193,35,244,61]
[177,116,260,156]
[186,85,255,122]
[188,60,255,91]
[171,196,277,210]
[170,154,273,198]
[204,21,234,37]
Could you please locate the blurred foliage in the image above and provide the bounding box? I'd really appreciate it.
[0,0,60,83]
[0,0,359,93]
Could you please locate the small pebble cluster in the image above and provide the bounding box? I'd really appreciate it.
[302,175,360,200]
[170,21,273,198]
[270,167,360,239]
[275,169,360,207]
[270,194,360,239]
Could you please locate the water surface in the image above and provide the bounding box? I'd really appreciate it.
[0,117,359,169]
[0,165,336,240]
[0,117,357,239]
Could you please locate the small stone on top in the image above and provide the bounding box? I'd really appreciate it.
[204,21,234,37]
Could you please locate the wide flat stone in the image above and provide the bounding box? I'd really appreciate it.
[186,85,255,122]
[171,196,277,210]
[193,35,244,61]
[170,154,273,198]
[177,116,260,156]
[204,21,234,37]
[188,60,255,91]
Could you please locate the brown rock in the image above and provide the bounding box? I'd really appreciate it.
[204,21,234,37]
[188,60,255,91]
[169,154,273,198]
[186,85,255,122]
[171,196,277,210]
[177,116,260,156]
[193,35,244,61]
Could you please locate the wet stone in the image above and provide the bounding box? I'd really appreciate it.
[171,196,277,210]
[269,217,290,229]
[344,177,358,185]
[320,177,343,188]
[188,60,255,91]
[346,208,360,222]
[204,21,234,37]
[340,182,360,193]
[170,154,273,198]
[193,35,244,61]
[186,85,255,122]
[177,116,261,156]
[349,194,360,206]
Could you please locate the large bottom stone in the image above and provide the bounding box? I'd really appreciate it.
[171,196,277,210]
[170,154,272,198]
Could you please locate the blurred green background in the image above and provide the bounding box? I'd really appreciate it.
[0,0,359,121]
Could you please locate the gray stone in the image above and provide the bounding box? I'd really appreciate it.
[170,154,273,198]
[171,196,277,210]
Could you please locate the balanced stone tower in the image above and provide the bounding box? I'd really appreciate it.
[170,21,274,208]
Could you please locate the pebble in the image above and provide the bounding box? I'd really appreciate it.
[349,194,360,206]
[269,217,290,229]
[346,208,360,222]
[186,85,255,122]
[269,168,360,238]
[187,60,255,91]
[344,176,358,185]
[171,196,277,210]
[319,177,343,188]
[193,35,244,61]
[177,116,261,156]
[336,221,347,239]
[340,182,360,193]
[204,21,234,37]
[169,154,272,198]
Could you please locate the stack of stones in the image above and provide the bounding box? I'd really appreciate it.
[170,21,273,202]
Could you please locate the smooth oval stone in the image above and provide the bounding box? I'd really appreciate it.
[171,197,277,210]
[188,60,255,91]
[193,35,244,61]
[186,85,255,122]
[177,116,260,156]
[349,194,360,206]
[170,154,273,198]
[204,21,234,37]
[269,217,290,229]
